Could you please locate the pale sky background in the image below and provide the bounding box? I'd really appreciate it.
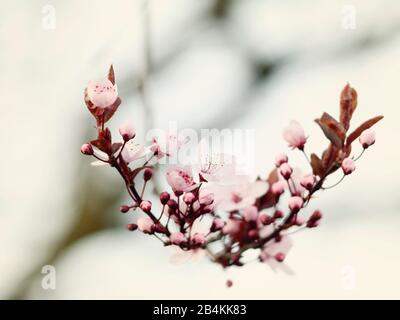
[0,0,399,299]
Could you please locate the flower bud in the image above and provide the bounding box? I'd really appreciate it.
[160,192,170,205]
[275,153,288,167]
[191,233,205,245]
[80,143,93,155]
[259,214,273,225]
[211,218,225,232]
[167,199,178,209]
[153,223,167,234]
[139,200,152,213]
[341,158,356,175]
[300,174,316,191]
[143,168,153,181]
[119,205,130,213]
[119,121,136,141]
[226,280,233,288]
[273,210,284,219]
[248,229,259,239]
[283,120,307,150]
[307,210,322,228]
[170,232,186,245]
[279,163,293,180]
[183,192,196,204]
[126,223,137,231]
[274,252,285,262]
[359,129,375,149]
[242,205,258,222]
[288,196,303,213]
[137,217,154,234]
[271,181,285,195]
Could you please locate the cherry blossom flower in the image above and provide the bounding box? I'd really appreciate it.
[279,163,293,180]
[359,129,376,149]
[288,196,303,212]
[300,174,316,190]
[119,121,136,141]
[139,200,152,213]
[242,205,258,222]
[274,153,288,167]
[260,236,293,273]
[170,232,186,245]
[191,233,206,245]
[271,181,286,195]
[87,79,118,108]
[283,120,307,150]
[137,216,154,234]
[151,131,186,158]
[166,165,197,193]
[222,219,241,235]
[341,158,356,175]
[121,141,150,163]
[214,177,268,211]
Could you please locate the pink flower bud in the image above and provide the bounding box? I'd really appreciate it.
[259,214,273,225]
[307,210,322,228]
[271,181,285,195]
[167,199,178,209]
[359,129,375,149]
[160,192,170,205]
[183,192,196,204]
[283,120,307,150]
[80,143,93,155]
[273,210,284,219]
[341,158,356,175]
[222,219,241,235]
[87,79,118,108]
[137,217,154,234]
[300,174,316,190]
[170,232,186,245]
[139,200,152,213]
[242,205,258,222]
[153,223,166,234]
[119,205,130,213]
[119,121,136,141]
[226,280,233,288]
[275,153,288,167]
[143,168,153,181]
[211,218,225,231]
[288,196,303,213]
[191,233,205,245]
[126,223,138,231]
[275,252,285,262]
[295,216,305,226]
[279,163,293,180]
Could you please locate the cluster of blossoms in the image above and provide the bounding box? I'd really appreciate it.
[81,66,383,277]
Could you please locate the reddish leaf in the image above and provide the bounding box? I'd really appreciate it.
[340,84,357,131]
[346,115,383,146]
[90,138,112,154]
[310,153,324,177]
[321,144,339,173]
[315,112,346,148]
[257,169,280,210]
[108,64,115,85]
[111,142,123,154]
[267,168,279,185]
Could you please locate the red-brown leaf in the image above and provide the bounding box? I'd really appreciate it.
[90,138,112,154]
[346,115,383,146]
[340,83,357,131]
[315,112,346,148]
[310,153,324,177]
[108,64,115,85]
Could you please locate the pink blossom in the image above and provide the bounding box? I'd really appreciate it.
[260,236,293,273]
[151,131,186,158]
[279,163,293,180]
[170,232,186,245]
[215,177,268,212]
[271,181,286,195]
[137,216,154,234]
[87,79,118,108]
[166,165,196,193]
[222,219,241,235]
[119,121,136,141]
[341,158,356,175]
[288,196,303,212]
[283,120,307,150]
[191,233,206,245]
[359,129,375,149]
[242,205,258,222]
[300,174,316,190]
[183,192,196,204]
[139,200,152,213]
[274,153,288,167]
[121,141,150,163]
[80,143,93,155]
[211,218,225,231]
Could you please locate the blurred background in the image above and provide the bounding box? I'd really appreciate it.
[0,0,399,299]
